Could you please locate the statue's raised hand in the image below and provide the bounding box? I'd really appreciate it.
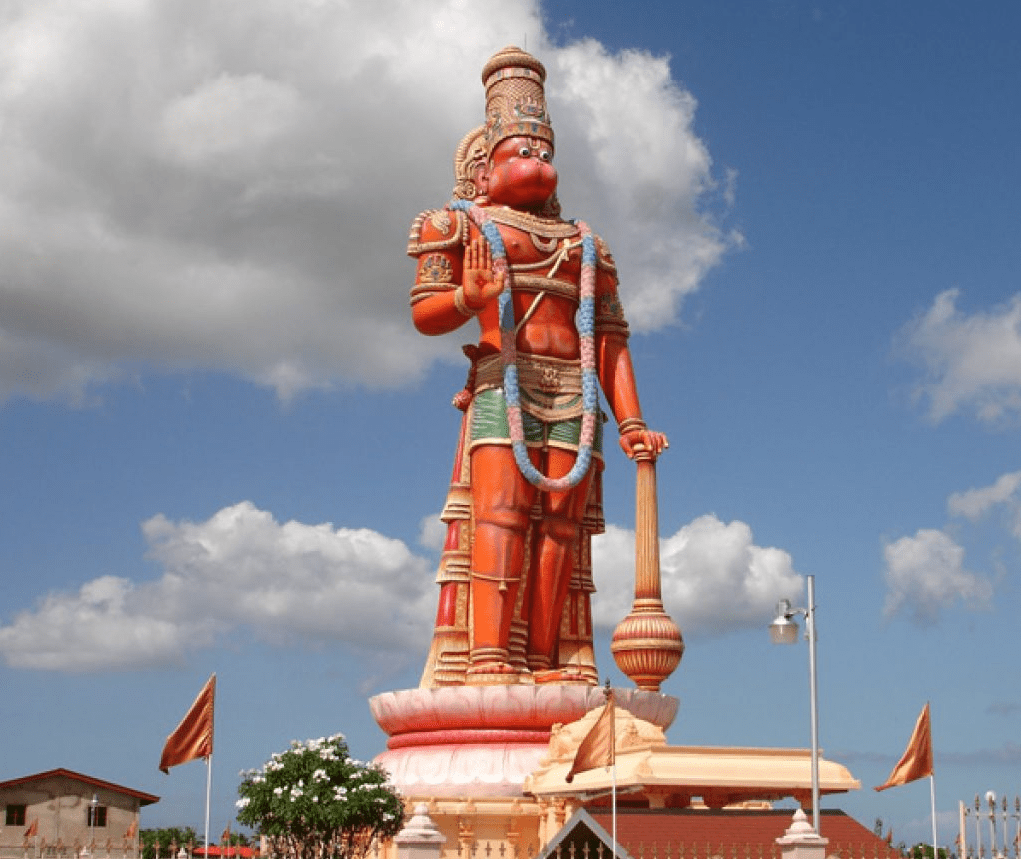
[462,237,505,311]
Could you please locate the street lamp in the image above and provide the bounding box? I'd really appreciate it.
[88,794,99,855]
[769,574,820,835]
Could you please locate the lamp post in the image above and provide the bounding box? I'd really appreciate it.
[88,793,99,856]
[769,574,820,835]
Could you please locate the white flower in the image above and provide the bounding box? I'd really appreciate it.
[235,798,250,809]
[273,787,284,796]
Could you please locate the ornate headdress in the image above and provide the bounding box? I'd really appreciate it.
[452,125,487,201]
[481,46,554,156]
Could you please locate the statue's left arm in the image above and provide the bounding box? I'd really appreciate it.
[592,236,669,461]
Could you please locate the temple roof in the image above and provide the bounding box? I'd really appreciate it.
[541,808,901,859]
[524,704,860,809]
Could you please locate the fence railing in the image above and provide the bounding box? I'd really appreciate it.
[960,795,1021,859]
[0,848,139,859]
[440,841,905,859]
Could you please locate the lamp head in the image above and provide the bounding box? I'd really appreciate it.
[769,599,799,645]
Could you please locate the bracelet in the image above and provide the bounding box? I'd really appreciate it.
[618,417,647,435]
[453,286,476,317]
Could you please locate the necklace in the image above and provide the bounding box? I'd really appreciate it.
[447,198,597,491]
[486,206,579,238]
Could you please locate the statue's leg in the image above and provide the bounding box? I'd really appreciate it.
[525,446,595,680]
[467,445,536,678]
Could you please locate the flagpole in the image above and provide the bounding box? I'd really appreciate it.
[930,775,938,857]
[611,690,617,858]
[608,755,616,857]
[204,754,212,859]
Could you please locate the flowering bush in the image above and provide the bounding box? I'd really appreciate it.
[236,734,404,859]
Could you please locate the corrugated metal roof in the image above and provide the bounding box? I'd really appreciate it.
[0,768,160,806]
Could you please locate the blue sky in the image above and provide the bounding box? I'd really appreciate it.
[1,0,1019,849]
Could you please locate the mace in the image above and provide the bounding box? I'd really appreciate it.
[610,447,684,692]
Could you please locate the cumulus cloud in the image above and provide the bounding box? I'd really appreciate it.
[948,471,1021,520]
[417,512,447,553]
[0,505,800,671]
[0,0,731,405]
[591,515,802,636]
[882,528,993,622]
[0,501,435,671]
[899,289,1021,423]
[947,470,1021,538]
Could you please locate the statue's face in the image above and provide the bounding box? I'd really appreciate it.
[480,136,557,209]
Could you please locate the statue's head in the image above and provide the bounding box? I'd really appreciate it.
[481,46,554,157]
[452,47,559,213]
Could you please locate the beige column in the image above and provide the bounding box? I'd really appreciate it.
[394,805,447,859]
[776,808,829,859]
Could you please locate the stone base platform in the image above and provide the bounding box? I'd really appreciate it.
[369,684,678,798]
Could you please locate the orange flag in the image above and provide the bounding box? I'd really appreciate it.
[565,691,615,783]
[875,702,933,791]
[24,820,38,838]
[159,674,216,773]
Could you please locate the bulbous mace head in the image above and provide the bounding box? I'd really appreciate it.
[610,603,684,692]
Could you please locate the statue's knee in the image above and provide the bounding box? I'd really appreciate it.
[474,503,530,534]
[537,513,580,543]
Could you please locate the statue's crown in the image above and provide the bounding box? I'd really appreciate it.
[481,46,554,155]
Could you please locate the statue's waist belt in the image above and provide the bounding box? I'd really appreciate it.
[474,354,585,422]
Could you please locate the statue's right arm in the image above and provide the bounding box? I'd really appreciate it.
[407,209,472,336]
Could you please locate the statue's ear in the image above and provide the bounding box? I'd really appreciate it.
[473,161,490,196]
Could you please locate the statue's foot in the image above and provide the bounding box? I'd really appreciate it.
[465,661,523,685]
[468,661,516,674]
[532,667,589,685]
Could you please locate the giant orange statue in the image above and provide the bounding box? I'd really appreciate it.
[409,47,667,687]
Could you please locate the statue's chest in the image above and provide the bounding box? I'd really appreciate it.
[496,224,582,278]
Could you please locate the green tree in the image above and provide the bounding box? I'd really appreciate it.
[222,833,251,848]
[236,734,404,859]
[140,828,199,859]
[908,845,949,859]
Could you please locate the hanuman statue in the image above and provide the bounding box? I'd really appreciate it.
[408,47,667,687]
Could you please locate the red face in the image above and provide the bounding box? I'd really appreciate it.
[480,136,558,209]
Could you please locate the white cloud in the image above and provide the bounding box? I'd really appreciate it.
[0,501,435,671]
[882,528,993,622]
[0,506,799,671]
[547,41,729,329]
[417,512,447,552]
[591,515,803,636]
[0,0,730,405]
[900,289,1021,423]
[948,470,1021,521]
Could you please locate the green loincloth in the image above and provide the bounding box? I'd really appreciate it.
[470,387,605,454]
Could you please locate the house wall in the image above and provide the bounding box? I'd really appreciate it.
[0,776,142,857]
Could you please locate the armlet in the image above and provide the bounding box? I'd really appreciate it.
[594,233,618,276]
[407,209,468,256]
[596,288,630,338]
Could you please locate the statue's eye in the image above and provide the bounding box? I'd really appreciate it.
[518,146,531,157]
[539,149,552,162]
